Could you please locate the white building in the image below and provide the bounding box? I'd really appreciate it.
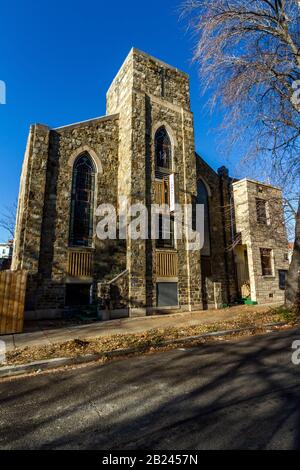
[0,243,12,258]
[0,240,13,270]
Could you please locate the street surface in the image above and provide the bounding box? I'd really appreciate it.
[1,328,300,449]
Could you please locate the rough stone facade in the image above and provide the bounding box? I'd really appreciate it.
[12,48,288,318]
[195,159,238,307]
[233,179,289,304]
[13,116,125,316]
[106,49,202,315]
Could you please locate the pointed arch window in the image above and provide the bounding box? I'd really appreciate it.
[69,153,96,247]
[197,179,211,256]
[155,127,172,173]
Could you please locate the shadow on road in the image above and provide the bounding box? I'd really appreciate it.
[0,328,300,449]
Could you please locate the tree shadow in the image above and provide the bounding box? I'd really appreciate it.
[1,329,300,449]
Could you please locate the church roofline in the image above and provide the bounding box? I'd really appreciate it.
[232,177,282,191]
[53,114,119,131]
[195,152,219,177]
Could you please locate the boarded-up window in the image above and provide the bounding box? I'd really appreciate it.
[278,270,287,290]
[157,282,178,307]
[256,198,267,224]
[260,248,273,276]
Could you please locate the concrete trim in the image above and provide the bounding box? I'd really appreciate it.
[156,277,178,283]
[146,306,180,313]
[152,121,178,160]
[232,178,282,192]
[129,308,147,318]
[68,145,103,174]
[25,309,64,320]
[54,114,119,131]
[98,308,129,319]
[33,123,51,131]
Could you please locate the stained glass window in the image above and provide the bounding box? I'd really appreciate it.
[69,154,95,247]
[155,127,172,171]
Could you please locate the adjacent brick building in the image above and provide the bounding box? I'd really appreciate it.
[12,49,289,319]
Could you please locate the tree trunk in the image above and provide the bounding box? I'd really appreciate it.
[285,197,300,313]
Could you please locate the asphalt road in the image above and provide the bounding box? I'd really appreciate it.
[1,327,300,450]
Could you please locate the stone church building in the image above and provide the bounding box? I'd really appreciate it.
[12,49,289,319]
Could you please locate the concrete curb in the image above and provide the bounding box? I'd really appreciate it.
[0,321,287,378]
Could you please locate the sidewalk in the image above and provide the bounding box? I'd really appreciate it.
[0,305,278,352]
[0,304,277,353]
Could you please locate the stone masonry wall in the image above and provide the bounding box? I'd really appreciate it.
[15,48,272,316]
[107,50,147,314]
[196,157,237,305]
[12,124,50,274]
[17,115,125,312]
[107,48,202,312]
[233,179,289,303]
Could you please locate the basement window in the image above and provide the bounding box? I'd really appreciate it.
[65,284,92,307]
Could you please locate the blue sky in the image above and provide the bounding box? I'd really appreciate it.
[0,0,242,242]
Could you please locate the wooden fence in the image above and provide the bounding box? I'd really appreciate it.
[0,271,27,335]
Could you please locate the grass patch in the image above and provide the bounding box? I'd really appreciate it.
[270,305,299,323]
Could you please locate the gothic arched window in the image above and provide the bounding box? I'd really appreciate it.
[197,179,211,256]
[69,153,96,247]
[155,127,172,171]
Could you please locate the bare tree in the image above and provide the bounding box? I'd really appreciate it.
[183,0,300,311]
[0,199,17,240]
